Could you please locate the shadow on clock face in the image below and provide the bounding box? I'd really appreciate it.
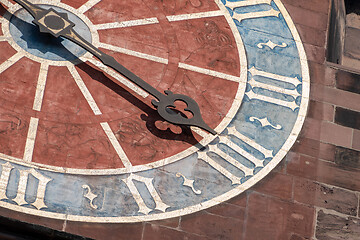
[0,5,201,146]
[75,62,200,146]
[8,5,91,61]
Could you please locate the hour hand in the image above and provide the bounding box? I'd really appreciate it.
[12,0,44,19]
[13,0,217,135]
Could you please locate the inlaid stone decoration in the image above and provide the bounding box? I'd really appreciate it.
[0,0,309,222]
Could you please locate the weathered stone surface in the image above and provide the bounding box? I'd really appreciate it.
[344,27,360,60]
[309,62,336,87]
[308,100,335,122]
[244,193,314,240]
[252,172,293,201]
[205,202,246,220]
[294,178,358,216]
[304,43,326,64]
[335,146,360,169]
[64,221,144,240]
[147,217,180,229]
[180,211,244,240]
[310,84,360,112]
[284,4,328,31]
[292,137,335,162]
[292,138,335,162]
[286,152,360,191]
[143,224,209,240]
[316,210,360,240]
[320,121,353,148]
[0,215,88,240]
[335,107,360,130]
[353,130,360,151]
[336,70,360,94]
[282,0,330,14]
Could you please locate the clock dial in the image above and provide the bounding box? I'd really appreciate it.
[0,0,309,222]
[0,0,245,172]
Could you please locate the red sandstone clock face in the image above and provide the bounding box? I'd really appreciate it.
[0,0,245,172]
[0,0,309,222]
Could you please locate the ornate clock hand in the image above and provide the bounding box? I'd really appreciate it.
[12,0,217,135]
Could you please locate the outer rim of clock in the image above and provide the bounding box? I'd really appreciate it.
[0,0,310,223]
[0,0,248,175]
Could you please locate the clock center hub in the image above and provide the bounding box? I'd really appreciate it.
[43,15,65,30]
[9,5,92,62]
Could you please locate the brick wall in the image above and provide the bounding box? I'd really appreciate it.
[0,0,359,239]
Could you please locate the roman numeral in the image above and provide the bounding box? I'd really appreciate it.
[227,126,274,160]
[122,174,170,215]
[247,67,301,110]
[198,145,249,185]
[225,0,280,23]
[198,126,273,185]
[0,162,52,209]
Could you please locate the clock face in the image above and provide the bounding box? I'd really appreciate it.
[0,0,309,222]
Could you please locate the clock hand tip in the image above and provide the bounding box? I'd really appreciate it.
[208,128,218,135]
[197,123,217,135]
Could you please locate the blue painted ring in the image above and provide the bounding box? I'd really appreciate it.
[9,5,92,61]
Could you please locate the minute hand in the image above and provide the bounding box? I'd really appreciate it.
[64,28,217,135]
[64,28,165,101]
[12,0,216,134]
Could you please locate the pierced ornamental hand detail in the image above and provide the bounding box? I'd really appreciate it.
[13,0,216,135]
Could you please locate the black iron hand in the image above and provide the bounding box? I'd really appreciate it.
[13,0,216,135]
